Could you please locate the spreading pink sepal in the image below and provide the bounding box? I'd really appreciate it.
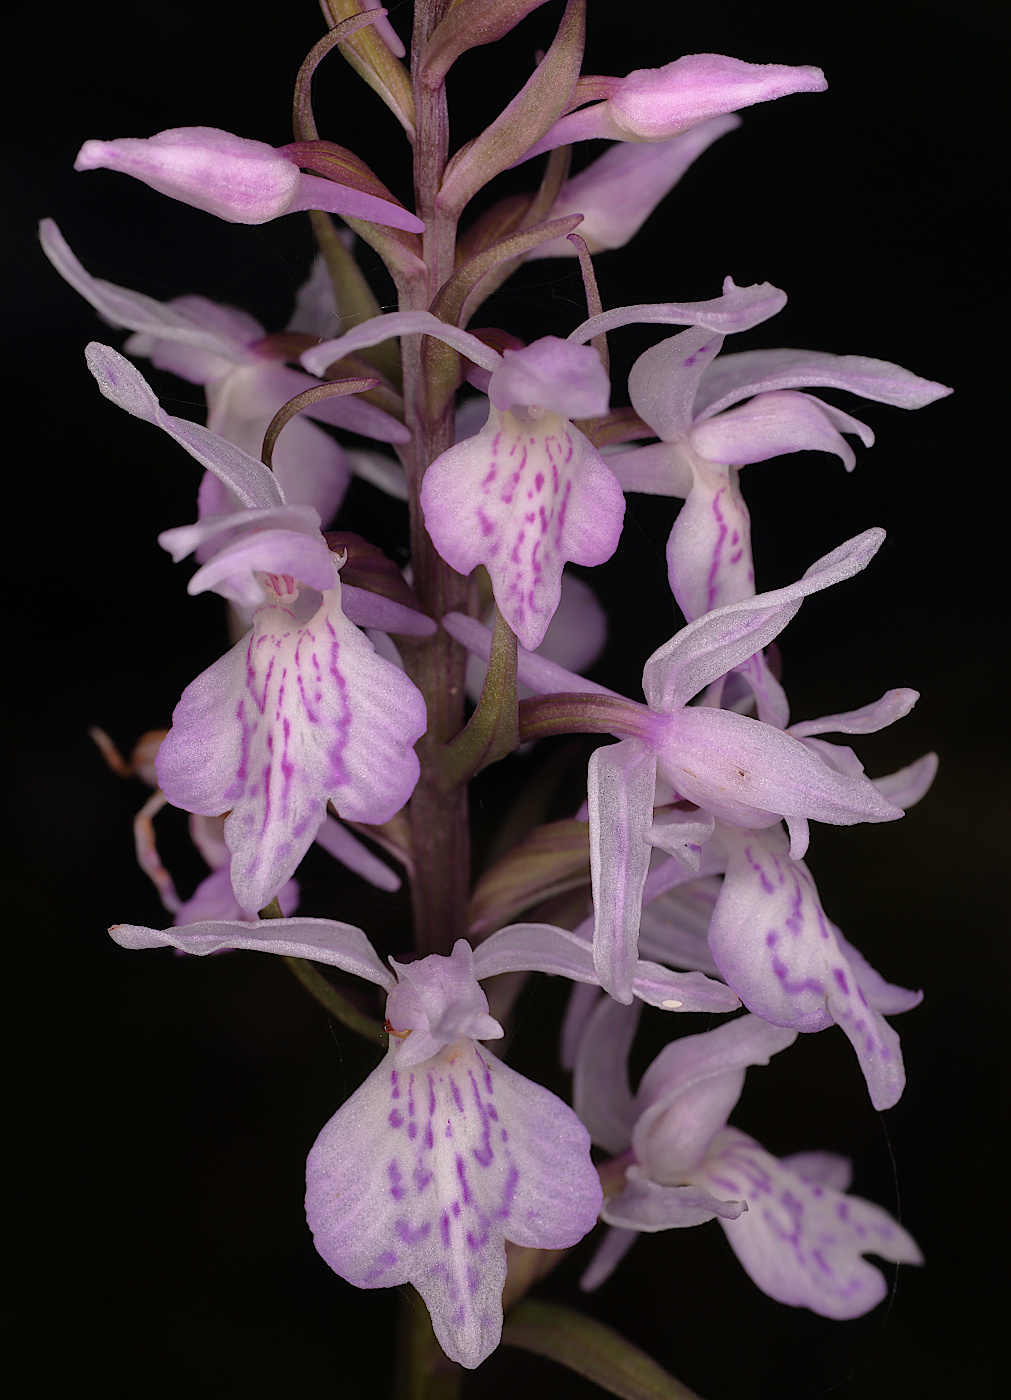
[46,226,407,523]
[301,310,503,378]
[108,915,396,988]
[156,554,427,914]
[569,277,787,345]
[693,346,953,419]
[86,343,284,509]
[75,126,424,231]
[523,55,825,159]
[527,116,741,258]
[587,740,658,1002]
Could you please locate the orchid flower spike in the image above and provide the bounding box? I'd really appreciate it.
[521,54,826,161]
[106,917,737,1367]
[574,1007,922,1314]
[74,127,424,231]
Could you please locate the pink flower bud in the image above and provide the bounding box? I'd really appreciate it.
[75,127,302,223]
[75,126,424,231]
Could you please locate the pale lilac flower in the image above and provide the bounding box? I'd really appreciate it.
[574,1009,922,1314]
[522,55,826,161]
[299,289,787,648]
[447,530,906,1002]
[706,822,924,1110]
[564,745,934,1108]
[74,126,424,231]
[41,222,408,527]
[154,523,429,915]
[421,337,624,649]
[527,116,741,258]
[106,917,737,1366]
[609,323,952,623]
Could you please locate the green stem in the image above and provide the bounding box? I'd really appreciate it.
[257,897,385,1044]
[396,0,472,960]
[282,957,386,1045]
[393,1290,464,1400]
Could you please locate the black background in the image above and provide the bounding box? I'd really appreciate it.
[6,2,1002,1396]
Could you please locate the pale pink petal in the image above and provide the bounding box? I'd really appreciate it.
[301,311,502,379]
[707,830,910,1109]
[488,338,610,418]
[700,1128,922,1317]
[569,276,786,344]
[690,390,873,471]
[642,529,884,712]
[40,219,249,361]
[789,688,919,738]
[421,408,624,650]
[313,814,400,892]
[873,752,938,808]
[588,739,657,1002]
[694,346,953,419]
[628,325,726,442]
[631,1014,796,1182]
[471,923,736,1013]
[305,1039,601,1369]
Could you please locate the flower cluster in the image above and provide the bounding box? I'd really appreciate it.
[49,0,949,1388]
